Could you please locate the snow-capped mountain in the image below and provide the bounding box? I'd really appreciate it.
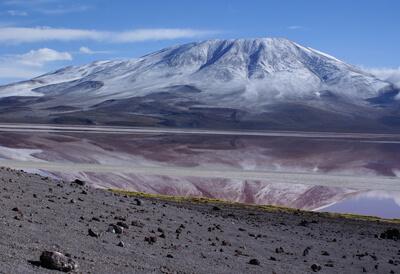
[0,38,399,131]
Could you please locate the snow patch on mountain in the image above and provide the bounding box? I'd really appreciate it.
[0,38,392,110]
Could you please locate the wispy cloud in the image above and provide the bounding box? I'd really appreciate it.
[35,5,90,15]
[287,25,303,30]
[0,27,218,44]
[365,67,400,87]
[79,46,112,55]
[112,28,218,42]
[0,27,104,43]
[4,0,90,15]
[6,10,28,16]
[0,65,45,79]
[3,0,57,5]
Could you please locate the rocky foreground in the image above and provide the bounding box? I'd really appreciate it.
[0,167,399,273]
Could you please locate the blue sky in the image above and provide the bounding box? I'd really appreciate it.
[0,0,399,84]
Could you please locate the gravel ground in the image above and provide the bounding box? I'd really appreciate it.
[0,167,399,273]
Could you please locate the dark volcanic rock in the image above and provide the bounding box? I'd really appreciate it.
[380,228,400,240]
[321,250,330,256]
[131,220,144,228]
[133,198,142,206]
[303,246,312,256]
[144,236,157,245]
[39,251,78,272]
[88,228,100,238]
[71,179,86,186]
[109,224,124,234]
[248,258,260,265]
[0,167,398,273]
[116,221,129,229]
[311,263,321,272]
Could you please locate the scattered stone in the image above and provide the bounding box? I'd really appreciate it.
[117,241,125,247]
[321,251,330,256]
[221,240,230,246]
[71,179,86,187]
[380,228,399,240]
[299,220,309,226]
[144,236,157,245]
[116,221,129,229]
[176,224,185,234]
[88,228,100,238]
[248,258,260,265]
[133,198,142,206]
[325,262,334,267]
[109,224,124,234]
[311,264,321,272]
[114,216,127,221]
[131,220,144,228]
[275,247,284,254]
[303,246,312,256]
[299,220,317,227]
[39,251,78,272]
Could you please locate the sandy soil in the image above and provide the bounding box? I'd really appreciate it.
[0,167,399,273]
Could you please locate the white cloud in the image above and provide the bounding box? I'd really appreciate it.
[17,48,72,67]
[79,46,94,54]
[0,48,71,81]
[365,67,400,87]
[79,46,111,55]
[0,27,218,44]
[113,28,218,42]
[7,10,28,16]
[0,27,105,43]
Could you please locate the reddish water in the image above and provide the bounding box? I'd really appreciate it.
[0,131,399,217]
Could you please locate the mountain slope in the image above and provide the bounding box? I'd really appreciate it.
[0,38,399,132]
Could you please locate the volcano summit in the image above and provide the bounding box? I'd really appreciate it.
[0,38,399,132]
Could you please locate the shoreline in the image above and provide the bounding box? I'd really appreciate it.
[110,189,400,223]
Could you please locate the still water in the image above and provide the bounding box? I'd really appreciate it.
[0,130,399,218]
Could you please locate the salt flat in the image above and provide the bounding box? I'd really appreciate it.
[0,123,400,139]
